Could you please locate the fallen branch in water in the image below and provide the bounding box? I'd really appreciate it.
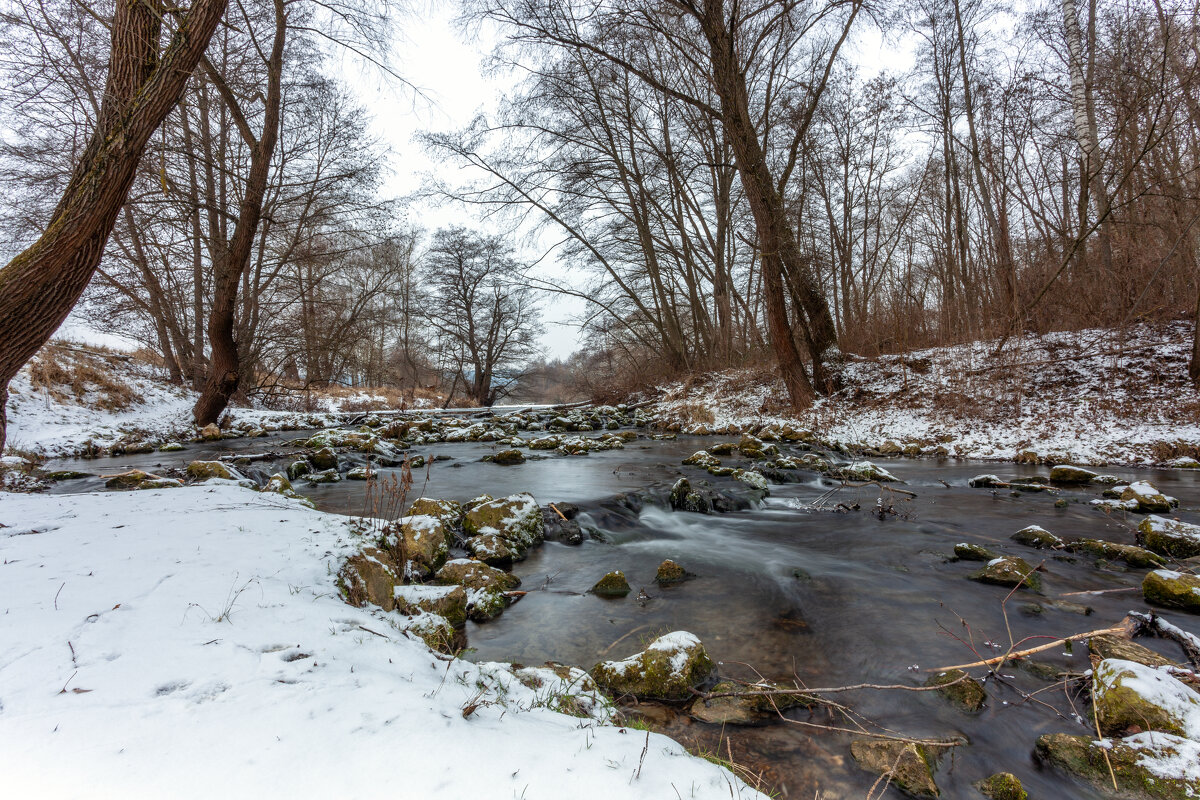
[1129,611,1200,667]
[548,504,568,522]
[926,618,1135,672]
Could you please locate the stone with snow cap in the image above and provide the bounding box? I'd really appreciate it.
[393,584,467,626]
[462,493,545,551]
[591,631,715,701]
[1011,524,1063,549]
[1049,465,1097,484]
[1143,570,1200,613]
[1092,658,1200,738]
[1036,732,1200,798]
[833,461,899,482]
[383,514,450,580]
[1138,516,1200,559]
[1121,481,1176,513]
[968,556,1041,591]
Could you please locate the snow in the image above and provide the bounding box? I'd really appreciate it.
[646,321,1200,466]
[1096,659,1200,740]
[1108,732,1200,785]
[0,485,763,798]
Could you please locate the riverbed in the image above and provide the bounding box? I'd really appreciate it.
[44,430,1200,798]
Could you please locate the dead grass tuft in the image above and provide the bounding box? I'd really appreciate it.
[27,346,139,412]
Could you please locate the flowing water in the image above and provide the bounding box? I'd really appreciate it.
[45,431,1200,798]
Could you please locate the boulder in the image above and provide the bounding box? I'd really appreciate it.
[185,460,241,481]
[392,584,468,626]
[689,680,815,725]
[1121,482,1175,513]
[924,668,986,712]
[287,460,311,481]
[849,739,940,799]
[974,773,1026,800]
[337,547,399,611]
[1066,538,1165,568]
[407,497,463,529]
[104,470,178,490]
[1092,658,1200,738]
[732,469,769,493]
[591,631,715,701]
[1011,524,1064,549]
[655,559,688,585]
[968,474,1006,488]
[669,477,710,514]
[465,533,516,565]
[462,493,544,552]
[1138,516,1200,559]
[384,514,450,580]
[435,558,520,592]
[591,571,631,597]
[490,448,525,465]
[199,423,222,441]
[346,466,374,480]
[968,557,1042,591]
[833,461,899,482]
[1143,570,1200,613]
[683,451,721,469]
[738,435,772,458]
[1036,732,1200,798]
[707,442,737,456]
[309,447,339,471]
[403,611,465,655]
[954,542,999,562]
[1050,465,1097,484]
[542,503,583,545]
[304,468,340,484]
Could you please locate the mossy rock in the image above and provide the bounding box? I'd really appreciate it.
[707,442,737,456]
[309,447,339,471]
[185,460,238,481]
[287,460,312,481]
[135,478,184,490]
[1143,570,1200,613]
[954,543,999,562]
[384,514,450,579]
[198,423,222,441]
[465,587,509,621]
[393,584,467,627]
[1050,465,1097,484]
[407,497,464,528]
[158,442,185,452]
[1036,732,1200,798]
[1087,634,1174,668]
[1138,516,1200,559]
[850,739,940,798]
[337,547,399,611]
[1067,539,1165,568]
[591,631,715,701]
[655,559,688,585]
[669,478,710,514]
[591,571,631,597]
[924,669,986,712]
[737,434,770,458]
[683,451,720,469]
[833,461,900,482]
[466,533,517,565]
[732,468,769,493]
[1011,524,1064,550]
[304,468,340,484]
[263,473,294,494]
[435,558,520,592]
[45,470,91,481]
[404,612,465,655]
[529,436,561,450]
[105,470,167,490]
[689,680,815,725]
[968,557,1042,591]
[490,448,525,465]
[1092,658,1200,738]
[968,474,1006,488]
[346,466,374,480]
[974,772,1026,800]
[1121,482,1175,513]
[462,493,544,550]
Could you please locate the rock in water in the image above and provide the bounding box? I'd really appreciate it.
[968,556,1042,591]
[655,559,688,585]
[1091,658,1200,738]
[924,669,986,712]
[309,447,339,471]
[1143,569,1200,613]
[435,558,520,592]
[850,739,940,798]
[1138,516,1200,559]
[591,571,631,597]
[1087,634,1174,668]
[1036,732,1200,798]
[1121,481,1175,513]
[489,448,525,465]
[689,680,814,725]
[1066,538,1165,568]
[1011,524,1063,549]
[974,773,1027,800]
[383,514,451,580]
[393,584,468,626]
[591,631,715,700]
[462,493,544,551]
[1049,465,1097,484]
[954,542,999,562]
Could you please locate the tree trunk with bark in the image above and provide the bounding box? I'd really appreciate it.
[0,0,229,450]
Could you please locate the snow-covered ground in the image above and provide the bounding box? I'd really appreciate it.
[648,322,1200,466]
[0,484,761,799]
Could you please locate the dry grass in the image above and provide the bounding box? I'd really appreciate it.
[27,346,139,412]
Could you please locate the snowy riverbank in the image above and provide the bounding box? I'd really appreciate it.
[0,484,761,798]
[645,321,1200,467]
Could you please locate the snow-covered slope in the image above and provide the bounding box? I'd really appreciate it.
[0,484,760,799]
[648,321,1200,466]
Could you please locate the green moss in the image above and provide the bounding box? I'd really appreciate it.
[591,633,715,701]
[1067,539,1165,568]
[591,571,631,597]
[407,497,464,528]
[850,739,940,798]
[924,669,986,712]
[974,772,1026,800]
[185,460,235,481]
[435,559,520,592]
[1011,525,1063,549]
[655,560,687,585]
[490,448,525,465]
[954,543,999,562]
[1036,733,1200,799]
[1143,570,1200,613]
[968,557,1042,592]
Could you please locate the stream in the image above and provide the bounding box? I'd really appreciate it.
[44,429,1200,798]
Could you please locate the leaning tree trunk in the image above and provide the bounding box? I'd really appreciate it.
[0,0,229,450]
[192,0,286,426]
[699,7,838,410]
